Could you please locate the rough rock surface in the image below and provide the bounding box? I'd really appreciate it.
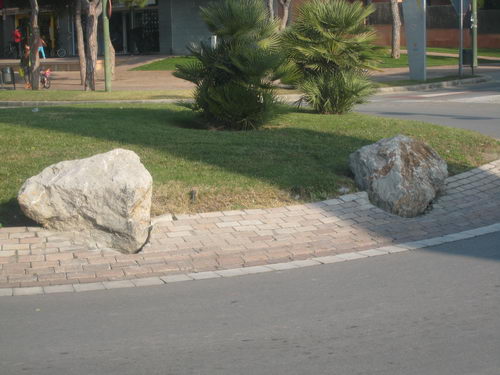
[349,135,448,217]
[18,149,153,253]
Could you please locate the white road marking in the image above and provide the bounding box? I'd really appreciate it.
[452,94,500,103]
[369,93,500,104]
[418,91,467,98]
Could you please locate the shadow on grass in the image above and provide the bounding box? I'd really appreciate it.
[0,104,491,228]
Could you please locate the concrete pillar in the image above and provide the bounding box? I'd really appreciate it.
[158,0,172,54]
[170,0,211,55]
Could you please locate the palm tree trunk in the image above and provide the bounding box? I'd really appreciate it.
[390,0,401,59]
[29,0,41,90]
[75,0,86,85]
[267,0,274,20]
[278,0,292,31]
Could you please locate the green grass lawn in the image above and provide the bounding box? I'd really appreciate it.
[131,56,196,71]
[0,89,193,102]
[426,47,500,58]
[131,54,462,71]
[0,88,300,102]
[377,53,459,68]
[1,104,498,227]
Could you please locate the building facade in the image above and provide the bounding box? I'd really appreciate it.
[0,0,217,58]
[1,0,498,59]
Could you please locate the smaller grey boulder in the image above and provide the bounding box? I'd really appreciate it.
[18,149,153,253]
[349,135,448,217]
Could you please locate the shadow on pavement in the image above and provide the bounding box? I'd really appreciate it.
[421,231,500,262]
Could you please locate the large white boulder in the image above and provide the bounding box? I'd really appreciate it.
[18,149,153,253]
[349,135,448,217]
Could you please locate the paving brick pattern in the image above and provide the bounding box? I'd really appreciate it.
[1,160,499,289]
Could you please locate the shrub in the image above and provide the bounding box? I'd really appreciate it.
[174,0,283,130]
[299,70,374,114]
[282,0,380,114]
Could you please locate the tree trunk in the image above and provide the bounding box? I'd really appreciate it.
[109,41,116,80]
[278,0,292,31]
[29,0,41,90]
[75,0,86,85]
[267,0,274,21]
[390,0,401,59]
[84,0,102,91]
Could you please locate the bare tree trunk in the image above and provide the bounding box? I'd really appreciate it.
[109,40,116,80]
[267,0,274,21]
[84,0,102,91]
[29,0,41,90]
[75,0,86,85]
[390,0,401,59]
[278,0,292,31]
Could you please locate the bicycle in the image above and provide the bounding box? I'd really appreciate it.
[40,68,51,89]
[55,47,66,58]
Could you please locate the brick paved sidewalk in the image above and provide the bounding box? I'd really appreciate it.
[1,159,499,290]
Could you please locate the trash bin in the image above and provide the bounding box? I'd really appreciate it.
[462,49,473,66]
[1,67,13,84]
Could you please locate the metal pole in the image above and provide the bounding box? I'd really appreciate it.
[459,0,464,78]
[103,0,112,92]
[423,0,427,81]
[472,0,478,71]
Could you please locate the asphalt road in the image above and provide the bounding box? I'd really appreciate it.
[1,232,499,375]
[358,68,500,138]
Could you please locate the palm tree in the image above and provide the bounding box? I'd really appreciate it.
[174,0,283,130]
[281,0,380,114]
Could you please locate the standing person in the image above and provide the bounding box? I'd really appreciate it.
[38,37,47,59]
[12,28,22,58]
[20,44,31,89]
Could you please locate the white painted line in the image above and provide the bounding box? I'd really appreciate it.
[161,274,194,283]
[0,288,13,297]
[290,259,322,267]
[379,246,409,254]
[215,268,246,277]
[131,277,165,287]
[73,282,106,292]
[43,285,75,294]
[103,280,135,289]
[315,255,346,264]
[13,287,44,296]
[266,262,300,271]
[188,271,221,280]
[453,94,500,103]
[419,91,467,98]
[358,249,389,257]
[240,266,273,274]
[336,252,368,260]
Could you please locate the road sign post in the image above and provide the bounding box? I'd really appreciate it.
[471,0,478,71]
[459,0,463,77]
[451,0,471,78]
